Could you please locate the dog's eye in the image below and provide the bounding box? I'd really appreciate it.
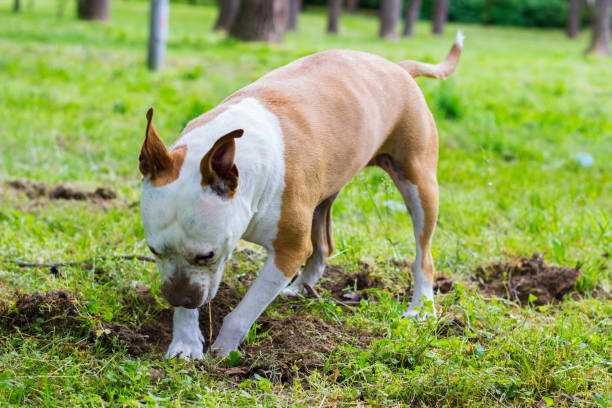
[148,245,159,256]
[194,251,215,265]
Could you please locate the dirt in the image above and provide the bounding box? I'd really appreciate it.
[4,179,116,202]
[6,290,80,335]
[321,261,456,305]
[0,283,374,382]
[474,253,580,306]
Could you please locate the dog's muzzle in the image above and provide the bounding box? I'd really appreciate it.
[160,272,204,309]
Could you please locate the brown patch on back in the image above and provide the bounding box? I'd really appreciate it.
[222,50,429,277]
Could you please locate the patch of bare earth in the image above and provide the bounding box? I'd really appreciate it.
[474,253,580,306]
[321,261,455,305]
[4,179,116,203]
[0,282,375,382]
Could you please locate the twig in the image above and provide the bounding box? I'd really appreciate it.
[11,255,156,270]
[208,302,213,350]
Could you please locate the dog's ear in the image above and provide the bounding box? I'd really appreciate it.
[200,129,244,198]
[139,107,173,178]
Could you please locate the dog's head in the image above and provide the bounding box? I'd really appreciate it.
[139,108,244,309]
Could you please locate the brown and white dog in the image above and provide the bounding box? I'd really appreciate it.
[139,32,464,358]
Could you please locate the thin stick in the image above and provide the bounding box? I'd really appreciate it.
[11,255,156,269]
[208,302,213,351]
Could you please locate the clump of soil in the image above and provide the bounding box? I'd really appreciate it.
[5,179,116,202]
[1,284,375,383]
[475,254,580,306]
[4,290,81,335]
[240,314,374,382]
[321,262,384,304]
[321,261,455,305]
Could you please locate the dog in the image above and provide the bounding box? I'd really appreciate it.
[139,31,464,359]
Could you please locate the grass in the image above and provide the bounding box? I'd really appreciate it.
[0,0,611,406]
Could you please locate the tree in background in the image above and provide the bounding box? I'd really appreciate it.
[327,0,342,33]
[13,0,20,12]
[379,0,400,39]
[346,0,358,13]
[287,0,301,31]
[403,0,421,36]
[214,0,240,31]
[229,0,287,42]
[77,0,109,20]
[432,0,448,34]
[566,0,581,37]
[586,0,611,55]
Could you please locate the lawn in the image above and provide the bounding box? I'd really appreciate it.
[0,0,610,406]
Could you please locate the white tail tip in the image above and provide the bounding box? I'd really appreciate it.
[455,30,466,48]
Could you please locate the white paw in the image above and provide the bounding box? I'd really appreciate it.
[280,285,303,297]
[211,335,241,357]
[402,308,435,320]
[165,331,205,360]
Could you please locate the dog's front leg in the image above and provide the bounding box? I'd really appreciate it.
[211,253,291,356]
[165,307,205,360]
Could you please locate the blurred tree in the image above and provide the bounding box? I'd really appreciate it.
[587,0,611,55]
[346,0,358,13]
[148,0,169,70]
[287,0,301,31]
[432,0,448,34]
[229,0,287,42]
[77,0,109,20]
[328,0,342,33]
[566,0,581,37]
[214,0,240,31]
[13,0,20,12]
[379,0,400,39]
[403,0,421,36]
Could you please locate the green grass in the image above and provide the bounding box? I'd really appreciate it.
[0,0,611,406]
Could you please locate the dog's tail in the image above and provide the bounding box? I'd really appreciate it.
[399,30,465,79]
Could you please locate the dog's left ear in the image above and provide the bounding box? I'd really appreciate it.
[200,129,244,198]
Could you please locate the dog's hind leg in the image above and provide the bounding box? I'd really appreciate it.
[281,192,338,296]
[375,153,439,318]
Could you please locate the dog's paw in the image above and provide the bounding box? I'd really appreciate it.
[211,336,241,357]
[280,284,303,297]
[402,309,435,320]
[165,332,205,360]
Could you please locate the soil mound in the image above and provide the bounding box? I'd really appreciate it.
[475,254,580,305]
[2,284,375,382]
[5,179,116,202]
[4,290,81,335]
[322,261,455,305]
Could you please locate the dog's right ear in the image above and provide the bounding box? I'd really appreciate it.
[139,108,173,180]
[200,129,244,198]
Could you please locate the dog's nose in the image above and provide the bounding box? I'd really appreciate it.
[160,275,204,309]
[173,296,193,307]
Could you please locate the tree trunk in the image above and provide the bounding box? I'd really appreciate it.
[214,0,240,31]
[327,0,342,33]
[432,0,448,35]
[567,0,581,38]
[229,0,287,42]
[587,0,611,55]
[14,0,21,12]
[77,0,109,20]
[403,0,421,37]
[346,0,357,13]
[379,0,400,40]
[287,0,301,31]
[148,0,169,71]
